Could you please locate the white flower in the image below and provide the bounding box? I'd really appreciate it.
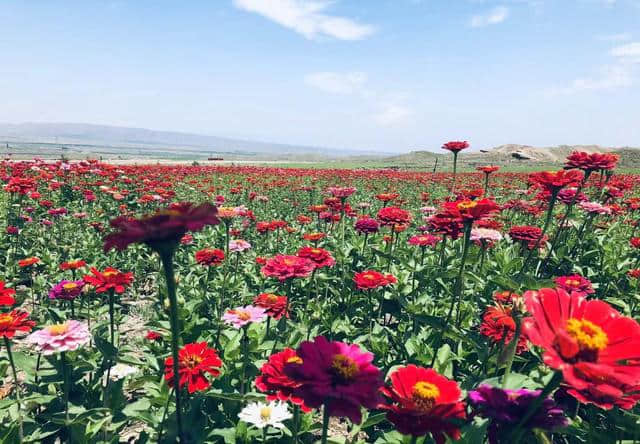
[109,363,138,380]
[238,401,292,429]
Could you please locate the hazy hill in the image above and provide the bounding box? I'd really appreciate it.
[0,122,369,158]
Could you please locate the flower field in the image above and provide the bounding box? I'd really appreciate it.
[2,148,640,443]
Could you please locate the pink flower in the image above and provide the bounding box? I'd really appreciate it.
[27,320,91,355]
[229,239,252,253]
[284,336,383,423]
[222,305,267,328]
[327,186,357,199]
[578,201,612,215]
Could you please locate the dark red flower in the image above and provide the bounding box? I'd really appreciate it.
[84,267,134,294]
[523,288,640,409]
[164,342,222,393]
[554,274,594,295]
[103,202,219,252]
[195,248,225,266]
[354,270,397,290]
[380,365,466,442]
[565,151,619,171]
[354,217,380,234]
[509,225,548,250]
[631,238,640,249]
[255,348,310,411]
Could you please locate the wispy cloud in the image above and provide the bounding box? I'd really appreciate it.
[232,0,375,40]
[304,72,367,94]
[470,6,509,27]
[547,41,640,95]
[305,71,412,126]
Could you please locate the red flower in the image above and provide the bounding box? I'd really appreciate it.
[164,342,222,393]
[479,305,528,354]
[565,151,619,171]
[255,256,267,265]
[509,225,548,250]
[84,267,134,294]
[441,198,500,223]
[529,170,584,193]
[354,270,397,290]
[60,260,87,271]
[296,246,335,269]
[442,141,470,153]
[303,232,326,241]
[554,274,594,295]
[380,365,466,442]
[408,234,441,247]
[0,282,16,306]
[260,255,315,281]
[377,207,412,226]
[253,293,289,319]
[145,330,163,341]
[630,237,640,249]
[0,310,35,338]
[628,269,640,279]
[18,257,40,268]
[195,248,225,266]
[493,291,520,304]
[476,165,500,174]
[255,348,310,411]
[522,288,640,409]
[354,217,380,234]
[103,202,219,252]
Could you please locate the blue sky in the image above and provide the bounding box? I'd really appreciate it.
[1,0,639,152]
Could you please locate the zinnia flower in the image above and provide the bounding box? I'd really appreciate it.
[0,310,35,338]
[103,202,219,252]
[253,293,289,319]
[479,305,528,354]
[377,207,412,226]
[441,198,500,223]
[509,226,548,250]
[222,305,267,328]
[195,248,225,266]
[27,320,90,355]
[442,141,469,153]
[354,217,380,234]
[468,385,568,443]
[49,280,85,300]
[284,336,383,423]
[554,274,594,295]
[408,234,441,247]
[238,401,292,429]
[522,288,640,409]
[354,270,397,290]
[380,365,466,442]
[565,151,619,171]
[164,342,222,393]
[327,186,357,198]
[296,246,335,269]
[529,170,584,193]
[255,348,309,411]
[260,255,315,281]
[18,257,40,268]
[229,239,252,253]
[0,282,16,306]
[60,260,87,271]
[84,267,133,294]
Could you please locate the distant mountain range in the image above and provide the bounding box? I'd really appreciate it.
[0,122,375,158]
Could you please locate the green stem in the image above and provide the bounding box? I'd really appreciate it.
[321,404,330,444]
[501,314,522,388]
[61,351,69,425]
[292,405,300,444]
[4,337,23,442]
[158,246,185,443]
[240,326,249,395]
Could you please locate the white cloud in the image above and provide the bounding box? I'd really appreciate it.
[304,71,367,94]
[547,64,633,95]
[470,6,509,27]
[597,32,632,42]
[373,105,412,126]
[232,0,375,40]
[610,41,640,59]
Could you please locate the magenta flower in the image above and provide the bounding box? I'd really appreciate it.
[222,305,267,328]
[285,336,383,423]
[27,320,91,355]
[49,280,85,300]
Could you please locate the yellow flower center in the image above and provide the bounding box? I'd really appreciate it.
[311,249,321,254]
[62,283,78,291]
[331,354,358,381]
[564,279,580,288]
[0,314,13,326]
[260,406,272,420]
[364,273,376,280]
[47,323,69,336]
[183,354,203,369]
[283,259,296,266]
[266,294,279,303]
[412,381,440,411]
[236,310,251,321]
[457,200,477,210]
[103,271,117,278]
[566,318,608,351]
[286,356,303,365]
